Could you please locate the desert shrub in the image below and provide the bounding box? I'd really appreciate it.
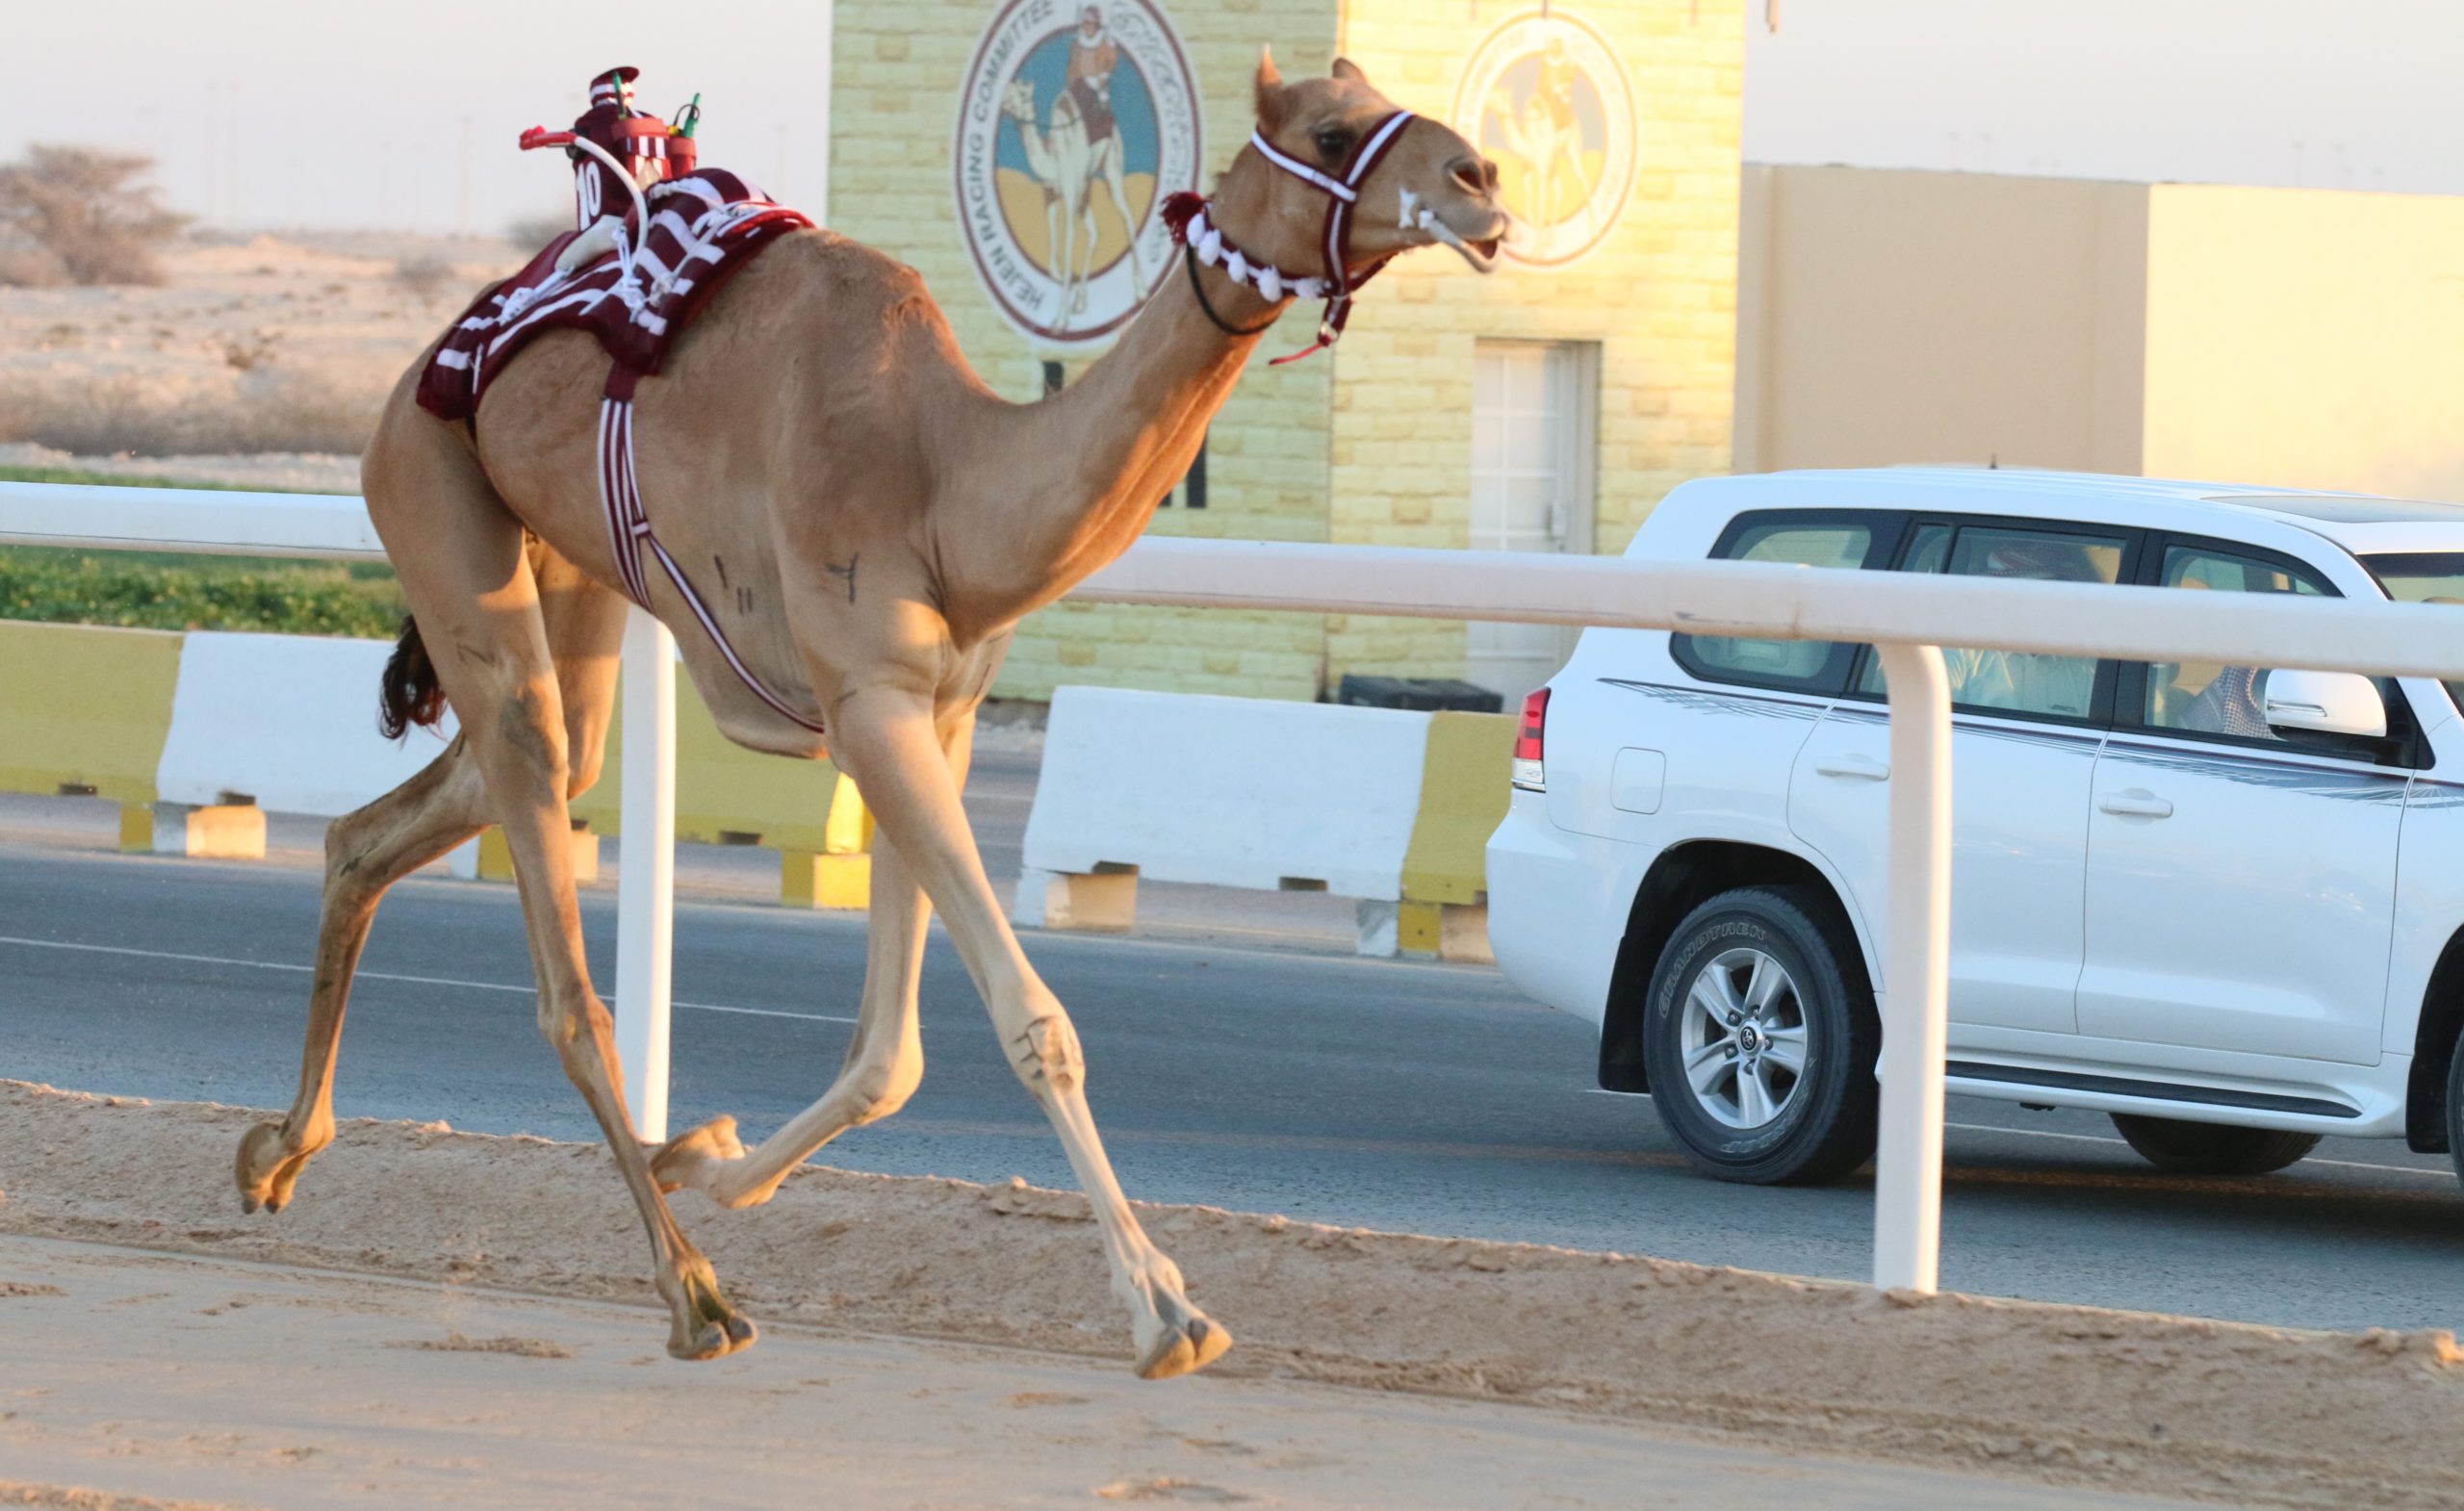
[0,370,388,457]
[0,144,190,286]
[0,243,66,287]
[392,253,455,300]
[506,211,573,251]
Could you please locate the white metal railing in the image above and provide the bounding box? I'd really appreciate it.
[15,480,2464,1295]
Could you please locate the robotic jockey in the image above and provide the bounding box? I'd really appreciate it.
[557,65,693,271]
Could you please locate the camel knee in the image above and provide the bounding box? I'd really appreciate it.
[1007,1012,1085,1099]
[538,992,614,1063]
[846,1051,924,1126]
[565,748,603,802]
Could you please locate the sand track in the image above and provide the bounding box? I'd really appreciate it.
[3,1082,2457,1508]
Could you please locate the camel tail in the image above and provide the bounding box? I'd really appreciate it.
[377,616,449,740]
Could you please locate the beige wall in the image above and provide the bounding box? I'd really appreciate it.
[1734,165,2147,476]
[1738,166,2464,504]
[2142,185,2464,499]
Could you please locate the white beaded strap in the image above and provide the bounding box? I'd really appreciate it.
[1183,206,1331,304]
[1247,130,1358,203]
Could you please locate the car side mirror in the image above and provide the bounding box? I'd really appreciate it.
[2263,668,2386,739]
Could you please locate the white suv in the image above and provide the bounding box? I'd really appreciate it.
[1487,468,2464,1187]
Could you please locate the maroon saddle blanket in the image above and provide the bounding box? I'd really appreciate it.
[418,167,810,422]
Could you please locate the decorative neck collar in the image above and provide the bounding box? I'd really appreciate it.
[1159,111,1417,365]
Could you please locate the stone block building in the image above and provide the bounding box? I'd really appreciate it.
[830,0,1744,703]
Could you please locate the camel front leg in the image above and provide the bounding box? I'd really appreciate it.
[829,687,1231,1381]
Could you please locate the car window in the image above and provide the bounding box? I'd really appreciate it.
[2142,546,2329,743]
[1857,523,2125,721]
[1677,518,1874,692]
[2360,551,2464,715]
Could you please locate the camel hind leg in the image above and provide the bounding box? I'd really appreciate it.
[234,734,490,1213]
[235,545,628,1215]
[248,402,744,1359]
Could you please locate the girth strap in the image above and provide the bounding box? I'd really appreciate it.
[596,365,826,735]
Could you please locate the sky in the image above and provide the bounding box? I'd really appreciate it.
[4,1,2459,233]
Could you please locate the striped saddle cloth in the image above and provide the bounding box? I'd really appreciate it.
[418,168,810,423]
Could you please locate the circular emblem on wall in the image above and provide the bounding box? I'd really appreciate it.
[1451,9,1637,269]
[955,0,1202,345]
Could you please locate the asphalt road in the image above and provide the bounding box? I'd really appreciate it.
[6,839,2462,1336]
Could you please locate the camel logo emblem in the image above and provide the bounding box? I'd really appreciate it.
[956,0,1202,345]
[1452,10,1637,269]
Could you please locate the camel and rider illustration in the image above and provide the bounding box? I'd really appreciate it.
[995,6,1152,332]
[1481,38,1604,238]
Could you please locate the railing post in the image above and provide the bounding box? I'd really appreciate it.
[614,605,677,1143]
[1872,642,1952,1293]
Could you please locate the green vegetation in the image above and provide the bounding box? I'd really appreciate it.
[0,465,404,638]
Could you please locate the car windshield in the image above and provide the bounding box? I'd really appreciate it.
[2362,551,2464,712]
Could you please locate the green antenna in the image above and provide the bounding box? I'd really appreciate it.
[675,92,704,139]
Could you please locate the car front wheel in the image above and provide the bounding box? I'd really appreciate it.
[1640,885,1879,1185]
[2107,1114,2321,1175]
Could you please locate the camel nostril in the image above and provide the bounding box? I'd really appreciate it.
[1449,156,1487,194]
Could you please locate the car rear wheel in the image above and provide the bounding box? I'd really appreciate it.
[2107,1114,2321,1175]
[1640,885,1879,1185]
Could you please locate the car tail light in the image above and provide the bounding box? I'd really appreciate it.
[1513,688,1550,791]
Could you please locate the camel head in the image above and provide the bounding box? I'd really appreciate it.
[1001,78,1040,125]
[1215,47,1507,283]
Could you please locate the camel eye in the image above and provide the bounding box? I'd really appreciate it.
[1312,126,1354,164]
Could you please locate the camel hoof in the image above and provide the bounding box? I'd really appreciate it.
[669,1320,737,1363]
[1134,1315,1233,1381]
[668,1307,757,1362]
[651,1114,747,1198]
[235,1121,309,1216]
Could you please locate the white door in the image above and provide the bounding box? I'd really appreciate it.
[1468,341,1593,704]
[1786,520,2124,1037]
[2078,540,2405,1064]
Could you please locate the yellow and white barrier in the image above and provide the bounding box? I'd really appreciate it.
[0,620,868,907]
[1013,686,1512,960]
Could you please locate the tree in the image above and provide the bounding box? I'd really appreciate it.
[0,144,191,286]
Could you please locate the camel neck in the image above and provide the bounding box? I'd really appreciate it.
[935,255,1288,636]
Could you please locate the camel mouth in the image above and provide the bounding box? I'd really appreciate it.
[1399,189,1507,275]
[1427,219,1504,274]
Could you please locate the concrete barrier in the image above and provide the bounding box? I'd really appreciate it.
[1013,687,1512,960]
[0,621,867,902]
[1395,709,1517,962]
[0,622,185,851]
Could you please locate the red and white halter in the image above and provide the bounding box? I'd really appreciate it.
[1162,111,1416,363]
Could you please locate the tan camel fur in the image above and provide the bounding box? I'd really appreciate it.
[233,53,1506,1378]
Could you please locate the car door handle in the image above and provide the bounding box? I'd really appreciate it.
[1814,755,1890,781]
[2099,789,2174,819]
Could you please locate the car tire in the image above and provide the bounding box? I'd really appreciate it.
[2107,1114,2321,1176]
[1640,885,1879,1186]
[2448,1039,2464,1194]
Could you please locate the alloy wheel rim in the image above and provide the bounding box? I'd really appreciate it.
[1678,946,1810,1131]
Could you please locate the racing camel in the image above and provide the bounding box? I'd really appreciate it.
[232,53,1506,1377]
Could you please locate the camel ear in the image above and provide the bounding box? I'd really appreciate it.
[1331,56,1371,88]
[1255,46,1286,131]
